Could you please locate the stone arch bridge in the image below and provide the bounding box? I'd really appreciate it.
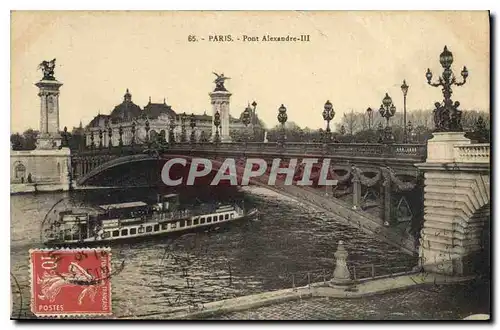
[70,138,490,275]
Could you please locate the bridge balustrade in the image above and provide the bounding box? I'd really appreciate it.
[454,144,490,163]
[72,142,427,170]
[159,142,426,160]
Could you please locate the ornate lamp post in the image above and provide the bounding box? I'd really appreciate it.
[145,118,150,145]
[180,112,187,142]
[81,132,87,150]
[213,111,221,143]
[251,101,258,141]
[377,122,384,143]
[407,120,413,143]
[426,45,468,132]
[107,125,113,149]
[322,100,335,142]
[60,127,69,148]
[118,125,123,147]
[242,104,252,143]
[401,80,409,143]
[160,129,167,145]
[277,104,288,144]
[189,113,196,143]
[131,121,136,145]
[379,93,396,143]
[97,129,102,149]
[168,121,176,144]
[366,107,373,130]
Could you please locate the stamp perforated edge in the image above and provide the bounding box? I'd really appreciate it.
[29,247,113,318]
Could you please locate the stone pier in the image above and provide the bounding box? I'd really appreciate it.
[11,148,71,193]
[416,132,490,275]
[10,60,72,193]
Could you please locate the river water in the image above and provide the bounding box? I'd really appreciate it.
[10,186,489,319]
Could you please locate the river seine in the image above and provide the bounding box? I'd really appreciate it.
[10,186,489,319]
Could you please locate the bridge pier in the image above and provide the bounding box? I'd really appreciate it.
[416,132,490,275]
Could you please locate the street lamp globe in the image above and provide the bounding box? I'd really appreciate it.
[190,113,196,129]
[242,105,251,127]
[379,104,385,116]
[390,104,396,116]
[426,68,433,83]
[214,111,221,127]
[323,100,334,119]
[382,93,392,108]
[323,100,335,123]
[401,80,409,96]
[461,66,469,79]
[277,104,288,125]
[439,45,454,69]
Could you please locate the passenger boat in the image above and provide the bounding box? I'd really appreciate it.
[43,194,258,246]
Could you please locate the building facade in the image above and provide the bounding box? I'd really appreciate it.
[83,89,262,147]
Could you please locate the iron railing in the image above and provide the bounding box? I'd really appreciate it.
[281,263,417,291]
[74,141,427,161]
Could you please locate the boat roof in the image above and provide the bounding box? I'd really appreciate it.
[99,201,148,209]
[163,194,179,198]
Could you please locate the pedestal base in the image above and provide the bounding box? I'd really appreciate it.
[329,278,353,286]
[426,131,471,163]
[36,135,62,150]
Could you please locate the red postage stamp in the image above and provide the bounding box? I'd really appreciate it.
[30,248,112,317]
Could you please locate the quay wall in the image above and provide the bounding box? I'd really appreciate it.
[145,273,475,320]
[10,148,71,194]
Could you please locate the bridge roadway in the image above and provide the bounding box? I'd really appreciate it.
[72,141,426,177]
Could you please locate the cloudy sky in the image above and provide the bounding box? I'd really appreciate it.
[11,11,489,133]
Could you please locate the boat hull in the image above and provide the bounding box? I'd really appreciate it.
[44,209,258,248]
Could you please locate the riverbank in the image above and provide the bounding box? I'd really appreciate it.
[10,183,67,194]
[120,272,475,320]
[10,184,151,195]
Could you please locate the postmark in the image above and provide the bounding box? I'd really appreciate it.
[30,248,112,317]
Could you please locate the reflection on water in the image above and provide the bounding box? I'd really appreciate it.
[10,186,487,319]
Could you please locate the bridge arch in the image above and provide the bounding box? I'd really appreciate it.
[76,153,341,188]
[418,169,490,275]
[73,152,421,255]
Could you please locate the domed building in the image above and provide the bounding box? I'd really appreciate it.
[83,89,263,147]
[109,89,143,123]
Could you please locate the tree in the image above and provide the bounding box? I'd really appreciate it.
[10,129,39,150]
[10,133,23,150]
[22,129,38,150]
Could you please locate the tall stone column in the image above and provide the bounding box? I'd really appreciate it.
[209,73,232,143]
[210,91,232,142]
[35,78,63,149]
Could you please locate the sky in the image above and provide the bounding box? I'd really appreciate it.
[11,11,490,133]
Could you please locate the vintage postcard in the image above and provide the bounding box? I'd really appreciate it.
[10,11,490,320]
